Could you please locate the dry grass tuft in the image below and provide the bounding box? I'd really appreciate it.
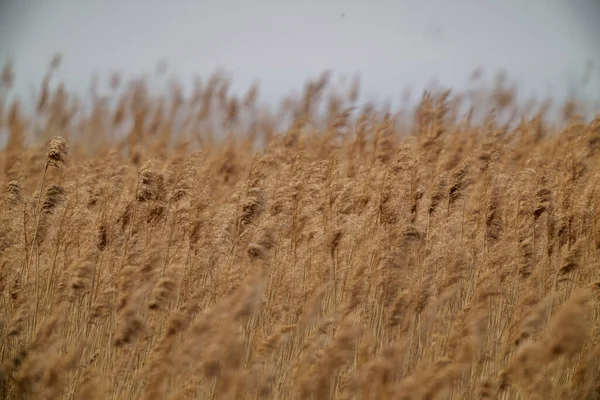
[0,59,599,399]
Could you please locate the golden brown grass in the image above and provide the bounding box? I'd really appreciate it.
[1,58,600,400]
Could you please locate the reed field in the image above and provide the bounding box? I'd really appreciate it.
[1,58,600,400]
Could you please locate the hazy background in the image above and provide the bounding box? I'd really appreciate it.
[1,0,599,108]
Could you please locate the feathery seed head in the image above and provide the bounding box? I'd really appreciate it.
[46,136,68,167]
[4,181,23,205]
[136,160,165,202]
[42,185,66,214]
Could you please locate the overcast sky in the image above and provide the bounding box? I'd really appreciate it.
[1,0,599,107]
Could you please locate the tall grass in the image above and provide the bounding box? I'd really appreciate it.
[1,58,600,400]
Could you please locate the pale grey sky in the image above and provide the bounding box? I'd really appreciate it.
[1,0,599,107]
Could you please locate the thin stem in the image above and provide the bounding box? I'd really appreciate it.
[119,202,137,272]
[159,199,173,278]
[24,163,49,283]
[31,243,40,339]
[45,199,71,298]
